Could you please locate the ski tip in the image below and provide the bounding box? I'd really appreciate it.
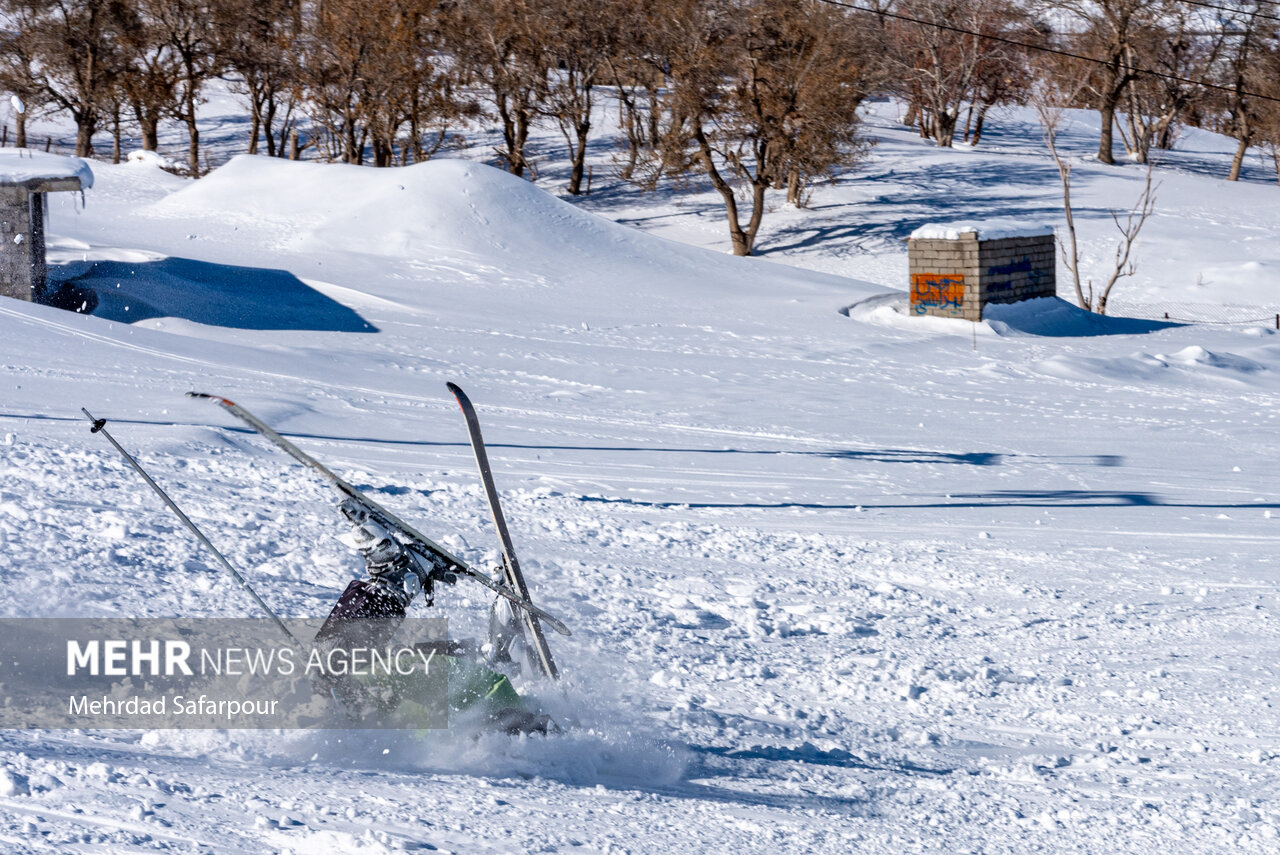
[446,382,469,408]
[186,392,234,406]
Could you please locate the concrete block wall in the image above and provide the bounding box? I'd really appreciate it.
[0,186,34,302]
[908,227,1055,321]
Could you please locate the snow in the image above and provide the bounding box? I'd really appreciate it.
[0,149,93,189]
[2,96,1280,851]
[909,222,1055,240]
[125,149,172,169]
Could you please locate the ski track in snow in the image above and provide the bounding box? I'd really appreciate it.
[0,98,1279,851]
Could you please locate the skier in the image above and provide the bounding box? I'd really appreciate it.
[316,498,552,734]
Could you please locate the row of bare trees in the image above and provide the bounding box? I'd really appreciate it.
[1,0,1279,257]
[888,0,1280,174]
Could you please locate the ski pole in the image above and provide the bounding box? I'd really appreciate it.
[81,408,305,651]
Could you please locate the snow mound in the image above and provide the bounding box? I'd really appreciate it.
[126,149,172,169]
[1161,345,1265,372]
[848,295,1174,338]
[983,298,1175,337]
[1036,344,1268,386]
[148,156,775,292]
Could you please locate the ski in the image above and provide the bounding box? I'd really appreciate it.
[447,382,559,680]
[187,392,571,639]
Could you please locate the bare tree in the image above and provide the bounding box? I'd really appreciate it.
[1210,2,1279,181]
[1046,0,1163,165]
[215,0,302,157]
[659,0,874,256]
[887,0,1032,148]
[534,0,635,194]
[135,0,220,174]
[443,0,549,177]
[300,0,472,167]
[0,26,46,147]
[116,2,176,153]
[1,0,133,156]
[1116,9,1224,163]
[1251,37,1280,185]
[1035,79,1157,315]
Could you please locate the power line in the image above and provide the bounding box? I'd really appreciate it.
[816,0,1280,106]
[1169,0,1280,28]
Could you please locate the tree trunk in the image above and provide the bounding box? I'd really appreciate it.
[264,94,279,157]
[15,112,26,149]
[567,118,590,195]
[373,135,393,167]
[248,113,261,155]
[646,87,660,148]
[138,113,159,151]
[75,120,94,157]
[786,169,802,206]
[740,179,766,254]
[186,116,200,176]
[1228,136,1248,181]
[692,124,751,256]
[1097,96,1118,165]
[932,110,956,147]
[512,110,530,176]
[618,97,639,180]
[344,115,359,163]
[903,98,919,128]
[111,108,121,164]
[971,105,988,146]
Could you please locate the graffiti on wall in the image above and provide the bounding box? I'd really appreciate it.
[911,273,965,315]
[986,257,1031,277]
[985,257,1029,293]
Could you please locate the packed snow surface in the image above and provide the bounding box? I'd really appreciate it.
[3,100,1280,852]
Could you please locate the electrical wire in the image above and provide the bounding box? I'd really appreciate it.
[815,0,1280,105]
[1168,0,1280,28]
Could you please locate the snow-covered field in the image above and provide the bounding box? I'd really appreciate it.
[1,99,1279,852]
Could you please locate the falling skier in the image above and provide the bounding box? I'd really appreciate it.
[314,497,551,734]
[85,385,568,735]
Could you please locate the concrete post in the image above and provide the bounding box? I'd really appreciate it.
[908,224,1056,321]
[0,186,33,301]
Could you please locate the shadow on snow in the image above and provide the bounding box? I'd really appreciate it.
[55,257,377,332]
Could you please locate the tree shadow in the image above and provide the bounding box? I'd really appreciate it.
[4,410,1127,473]
[56,257,377,332]
[579,489,1280,512]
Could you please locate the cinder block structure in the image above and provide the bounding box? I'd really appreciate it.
[0,150,93,303]
[907,223,1056,321]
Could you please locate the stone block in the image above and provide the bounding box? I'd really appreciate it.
[908,228,1056,321]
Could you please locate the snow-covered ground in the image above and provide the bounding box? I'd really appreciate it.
[1,98,1279,852]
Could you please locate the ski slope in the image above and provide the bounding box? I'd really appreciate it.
[0,101,1279,852]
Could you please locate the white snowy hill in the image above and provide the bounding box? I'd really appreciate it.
[1,105,1279,851]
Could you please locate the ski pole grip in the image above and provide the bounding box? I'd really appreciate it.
[81,408,107,433]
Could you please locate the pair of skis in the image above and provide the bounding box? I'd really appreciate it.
[181,385,563,680]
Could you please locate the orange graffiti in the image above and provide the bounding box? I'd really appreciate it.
[911,273,965,314]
